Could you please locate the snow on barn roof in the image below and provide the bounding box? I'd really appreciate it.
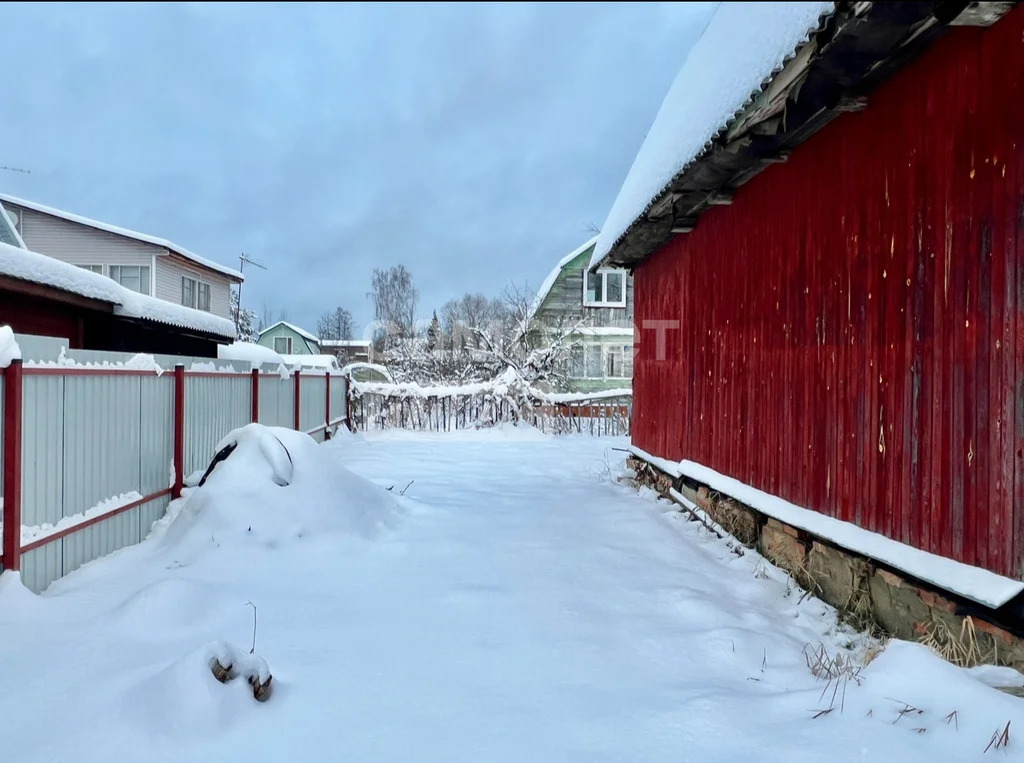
[258,320,319,344]
[0,240,237,339]
[527,235,598,325]
[590,2,835,269]
[0,193,245,281]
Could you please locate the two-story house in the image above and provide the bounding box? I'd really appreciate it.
[528,236,634,392]
[0,193,243,325]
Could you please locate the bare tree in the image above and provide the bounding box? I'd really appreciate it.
[317,307,355,340]
[368,265,418,346]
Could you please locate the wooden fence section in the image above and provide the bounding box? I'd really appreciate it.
[349,386,632,437]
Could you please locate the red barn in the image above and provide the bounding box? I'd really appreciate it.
[592,1,1024,629]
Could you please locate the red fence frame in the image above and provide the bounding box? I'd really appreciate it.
[0,363,351,574]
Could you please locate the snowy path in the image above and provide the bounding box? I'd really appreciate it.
[1,431,1022,762]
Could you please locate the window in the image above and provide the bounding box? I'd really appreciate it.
[109,265,150,294]
[77,264,104,275]
[274,336,292,354]
[623,344,634,378]
[182,276,212,311]
[198,282,211,312]
[583,269,627,308]
[586,344,602,378]
[569,345,584,378]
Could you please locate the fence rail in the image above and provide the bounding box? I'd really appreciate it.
[349,384,631,437]
[1,357,348,593]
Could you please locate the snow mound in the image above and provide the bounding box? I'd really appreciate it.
[107,578,236,638]
[160,424,402,553]
[124,642,265,738]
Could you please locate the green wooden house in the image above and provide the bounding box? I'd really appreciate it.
[256,320,321,356]
[529,236,634,393]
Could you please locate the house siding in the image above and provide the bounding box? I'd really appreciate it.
[632,10,1024,579]
[14,205,155,270]
[156,256,233,320]
[533,247,635,392]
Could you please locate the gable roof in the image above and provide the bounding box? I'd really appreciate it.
[527,235,598,324]
[591,2,834,269]
[0,193,244,281]
[590,1,1012,270]
[258,320,319,344]
[0,240,236,338]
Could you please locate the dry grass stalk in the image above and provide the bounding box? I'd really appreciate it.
[804,643,866,715]
[917,615,995,668]
[984,721,1011,753]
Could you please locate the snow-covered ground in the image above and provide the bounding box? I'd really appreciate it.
[1,428,1022,762]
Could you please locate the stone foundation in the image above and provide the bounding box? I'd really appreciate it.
[627,454,1024,671]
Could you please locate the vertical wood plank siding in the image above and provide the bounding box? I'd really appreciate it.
[632,10,1024,579]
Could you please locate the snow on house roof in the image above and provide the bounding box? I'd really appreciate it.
[258,320,319,344]
[0,193,245,281]
[0,240,237,339]
[527,235,599,325]
[590,2,835,269]
[321,339,372,348]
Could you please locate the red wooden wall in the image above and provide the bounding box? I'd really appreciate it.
[633,7,1024,579]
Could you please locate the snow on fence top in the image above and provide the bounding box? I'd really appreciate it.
[321,339,372,348]
[0,192,244,281]
[352,378,631,405]
[590,1,835,268]
[528,235,599,324]
[281,354,340,371]
[630,445,1024,609]
[258,320,319,343]
[0,325,22,367]
[0,241,237,339]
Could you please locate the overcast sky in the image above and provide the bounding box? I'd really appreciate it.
[0,1,716,334]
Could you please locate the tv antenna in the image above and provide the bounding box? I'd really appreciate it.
[0,164,31,174]
[235,253,268,332]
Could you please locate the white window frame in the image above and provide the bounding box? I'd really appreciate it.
[77,264,104,275]
[181,276,213,311]
[197,281,211,312]
[109,264,151,295]
[583,268,627,308]
[274,336,293,354]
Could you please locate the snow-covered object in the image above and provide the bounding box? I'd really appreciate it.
[0,325,21,367]
[216,341,286,366]
[280,354,340,371]
[0,193,244,280]
[321,339,372,348]
[213,423,297,487]
[0,241,236,339]
[632,444,1024,608]
[257,320,319,343]
[542,388,631,404]
[169,423,400,543]
[528,235,598,324]
[591,2,835,267]
[339,361,393,381]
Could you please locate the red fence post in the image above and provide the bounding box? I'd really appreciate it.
[172,364,185,499]
[324,372,331,439]
[251,368,260,423]
[344,374,352,431]
[293,370,301,430]
[2,359,23,572]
